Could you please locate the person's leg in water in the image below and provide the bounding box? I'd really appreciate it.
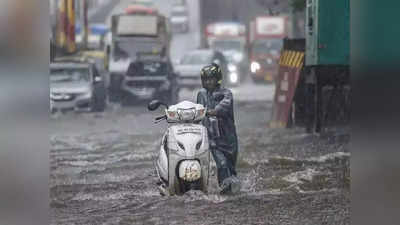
[211,148,240,194]
[211,148,231,186]
[222,149,240,194]
[226,148,238,176]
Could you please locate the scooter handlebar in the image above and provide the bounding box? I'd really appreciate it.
[155,115,167,123]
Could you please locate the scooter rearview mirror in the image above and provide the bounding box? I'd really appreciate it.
[148,100,169,111]
[148,100,161,111]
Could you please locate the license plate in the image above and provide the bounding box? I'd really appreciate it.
[132,88,155,96]
[176,127,202,135]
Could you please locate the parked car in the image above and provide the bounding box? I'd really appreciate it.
[170,5,189,33]
[174,49,228,88]
[120,56,179,105]
[50,59,106,113]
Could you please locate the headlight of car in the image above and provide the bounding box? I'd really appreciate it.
[266,58,273,65]
[227,63,237,72]
[233,53,243,63]
[250,61,261,73]
[229,72,238,83]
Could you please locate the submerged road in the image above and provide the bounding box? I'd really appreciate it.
[50,1,349,224]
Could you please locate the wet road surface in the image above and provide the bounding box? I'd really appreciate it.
[50,0,349,224]
[50,84,349,224]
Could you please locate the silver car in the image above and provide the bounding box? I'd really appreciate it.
[50,62,106,113]
[174,49,227,89]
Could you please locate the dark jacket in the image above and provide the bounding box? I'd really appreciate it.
[196,87,238,154]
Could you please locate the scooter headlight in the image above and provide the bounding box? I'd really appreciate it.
[177,108,196,121]
[179,160,201,181]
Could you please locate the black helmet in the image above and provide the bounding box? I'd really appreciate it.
[200,63,223,85]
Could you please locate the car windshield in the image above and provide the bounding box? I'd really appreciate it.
[50,67,90,83]
[128,61,167,76]
[252,39,283,54]
[181,52,212,65]
[212,40,242,52]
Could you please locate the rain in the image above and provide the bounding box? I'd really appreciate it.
[50,0,350,224]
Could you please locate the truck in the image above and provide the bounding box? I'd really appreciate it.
[302,0,350,133]
[248,16,288,82]
[205,22,248,86]
[106,4,171,101]
[273,0,350,133]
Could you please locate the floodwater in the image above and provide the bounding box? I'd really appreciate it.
[50,0,349,224]
[50,98,349,225]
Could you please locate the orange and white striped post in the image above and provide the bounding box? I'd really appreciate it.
[269,48,305,128]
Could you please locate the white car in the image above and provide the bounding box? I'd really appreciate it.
[50,61,106,113]
[170,5,189,33]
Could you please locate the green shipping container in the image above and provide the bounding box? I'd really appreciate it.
[305,0,350,66]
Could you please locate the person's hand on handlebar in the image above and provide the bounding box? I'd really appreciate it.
[206,109,217,117]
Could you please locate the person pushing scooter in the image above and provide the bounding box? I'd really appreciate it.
[196,63,241,194]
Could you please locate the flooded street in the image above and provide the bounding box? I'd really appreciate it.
[50,0,349,224]
[50,83,349,224]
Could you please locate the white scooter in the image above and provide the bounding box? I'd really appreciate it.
[148,100,217,196]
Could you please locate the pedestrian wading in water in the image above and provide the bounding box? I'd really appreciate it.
[196,63,241,194]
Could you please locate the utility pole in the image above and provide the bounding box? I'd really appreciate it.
[79,0,89,50]
[56,0,76,54]
[66,0,76,53]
